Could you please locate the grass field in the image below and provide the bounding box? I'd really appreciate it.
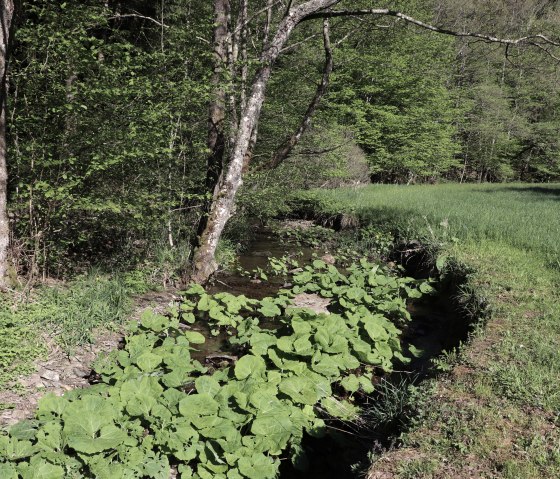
[310,183,560,266]
[307,183,560,478]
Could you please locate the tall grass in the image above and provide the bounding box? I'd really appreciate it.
[310,183,560,266]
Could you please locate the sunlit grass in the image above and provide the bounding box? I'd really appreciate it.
[313,183,560,265]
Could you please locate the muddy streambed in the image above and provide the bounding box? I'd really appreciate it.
[189,229,469,478]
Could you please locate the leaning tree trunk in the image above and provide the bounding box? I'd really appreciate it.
[0,0,14,289]
[190,0,340,284]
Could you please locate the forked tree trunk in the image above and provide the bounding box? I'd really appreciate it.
[195,0,230,243]
[190,0,340,283]
[0,0,14,288]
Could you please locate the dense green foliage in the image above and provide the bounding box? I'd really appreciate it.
[328,5,461,182]
[0,258,432,478]
[9,0,211,275]
[5,0,560,277]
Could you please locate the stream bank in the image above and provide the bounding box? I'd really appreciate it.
[208,223,484,478]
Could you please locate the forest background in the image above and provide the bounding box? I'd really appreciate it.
[3,0,560,280]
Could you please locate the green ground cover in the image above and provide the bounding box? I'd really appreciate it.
[305,183,560,478]
[0,256,435,478]
[300,183,560,266]
[0,271,150,396]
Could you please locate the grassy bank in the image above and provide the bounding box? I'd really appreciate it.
[304,183,560,478]
[0,271,151,398]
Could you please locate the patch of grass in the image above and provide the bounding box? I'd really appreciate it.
[0,303,46,394]
[397,457,439,479]
[301,183,560,266]
[0,270,145,392]
[307,183,560,478]
[32,271,133,351]
[216,238,240,270]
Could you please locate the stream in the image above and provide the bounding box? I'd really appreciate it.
[191,227,471,478]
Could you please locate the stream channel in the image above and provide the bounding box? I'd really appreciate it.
[187,228,472,478]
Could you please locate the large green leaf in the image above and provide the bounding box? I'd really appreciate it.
[251,411,294,453]
[234,355,265,380]
[66,425,128,454]
[0,463,18,479]
[279,376,318,405]
[18,460,64,479]
[179,394,219,417]
[36,421,63,453]
[9,420,37,441]
[195,376,221,396]
[136,352,163,372]
[3,438,35,460]
[36,394,67,418]
[237,453,277,479]
[363,318,389,342]
[258,299,282,318]
[183,331,206,344]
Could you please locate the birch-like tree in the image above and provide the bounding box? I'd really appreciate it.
[0,0,14,288]
[187,0,560,283]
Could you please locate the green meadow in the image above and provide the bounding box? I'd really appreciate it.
[308,183,560,478]
[311,183,560,266]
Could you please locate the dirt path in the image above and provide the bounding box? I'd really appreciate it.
[0,289,179,428]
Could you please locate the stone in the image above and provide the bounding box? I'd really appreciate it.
[290,293,331,315]
[40,370,60,382]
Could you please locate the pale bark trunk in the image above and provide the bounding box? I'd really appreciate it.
[190,0,340,284]
[195,0,229,244]
[0,0,14,288]
[270,18,332,169]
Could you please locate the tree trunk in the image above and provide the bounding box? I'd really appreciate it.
[190,0,340,284]
[195,0,230,243]
[0,0,14,288]
[270,18,333,169]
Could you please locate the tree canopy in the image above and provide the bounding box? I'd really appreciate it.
[0,0,559,280]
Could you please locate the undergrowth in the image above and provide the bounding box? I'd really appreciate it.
[0,256,435,478]
[0,270,152,395]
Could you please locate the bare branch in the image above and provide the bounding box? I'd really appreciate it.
[263,0,274,47]
[270,18,333,169]
[291,139,353,157]
[302,8,560,49]
[280,32,322,54]
[108,13,168,28]
[533,43,560,62]
[284,0,294,18]
[231,0,284,37]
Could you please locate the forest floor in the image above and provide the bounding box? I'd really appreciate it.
[305,183,560,478]
[0,288,180,428]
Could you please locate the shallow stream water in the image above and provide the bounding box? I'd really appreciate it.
[188,228,468,478]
